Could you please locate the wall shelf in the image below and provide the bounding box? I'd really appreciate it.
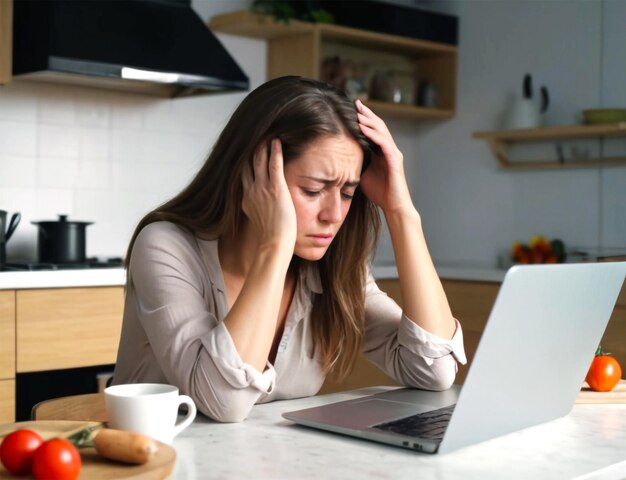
[473,123,626,170]
[208,11,457,120]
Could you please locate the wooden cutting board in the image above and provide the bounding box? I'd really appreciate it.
[0,421,176,479]
[576,379,626,404]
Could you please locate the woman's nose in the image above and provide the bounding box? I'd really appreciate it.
[319,193,343,224]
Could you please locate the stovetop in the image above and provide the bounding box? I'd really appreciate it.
[1,257,124,271]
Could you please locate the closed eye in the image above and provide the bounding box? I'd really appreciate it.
[303,189,322,197]
[302,188,354,199]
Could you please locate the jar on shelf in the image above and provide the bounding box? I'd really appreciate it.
[417,80,440,108]
[370,68,416,105]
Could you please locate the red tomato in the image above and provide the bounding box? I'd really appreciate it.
[586,347,622,392]
[31,438,82,480]
[0,428,44,475]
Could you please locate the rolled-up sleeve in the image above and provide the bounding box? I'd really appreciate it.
[128,223,273,422]
[362,273,467,391]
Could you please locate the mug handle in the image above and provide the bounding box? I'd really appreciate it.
[172,395,197,439]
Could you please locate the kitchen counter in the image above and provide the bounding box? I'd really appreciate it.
[374,264,506,282]
[0,268,126,289]
[0,264,506,290]
[171,386,626,480]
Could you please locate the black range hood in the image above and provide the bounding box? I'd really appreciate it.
[12,0,249,97]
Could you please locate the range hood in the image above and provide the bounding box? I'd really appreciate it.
[12,0,249,97]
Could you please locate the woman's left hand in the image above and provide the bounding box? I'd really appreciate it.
[356,99,413,215]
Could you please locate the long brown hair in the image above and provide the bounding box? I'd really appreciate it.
[126,76,381,380]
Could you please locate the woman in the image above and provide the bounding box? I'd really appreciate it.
[113,76,466,422]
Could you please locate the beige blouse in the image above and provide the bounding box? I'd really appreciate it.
[113,222,467,422]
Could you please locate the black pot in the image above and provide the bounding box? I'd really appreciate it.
[31,215,93,263]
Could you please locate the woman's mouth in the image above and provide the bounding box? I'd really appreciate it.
[308,234,333,246]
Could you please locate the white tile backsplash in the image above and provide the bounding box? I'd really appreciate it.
[34,188,74,219]
[76,160,111,190]
[0,120,38,156]
[0,155,37,188]
[0,85,38,122]
[37,91,76,125]
[37,157,80,189]
[109,128,144,162]
[0,187,38,220]
[79,127,110,160]
[141,99,182,132]
[75,97,111,128]
[109,93,156,128]
[601,167,626,247]
[38,124,80,158]
[73,189,114,221]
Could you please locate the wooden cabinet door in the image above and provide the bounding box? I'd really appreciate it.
[16,287,124,372]
[441,280,500,384]
[0,379,15,423]
[0,290,15,379]
[319,279,402,394]
[364,279,501,385]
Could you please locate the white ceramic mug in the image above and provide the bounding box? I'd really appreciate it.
[104,383,197,444]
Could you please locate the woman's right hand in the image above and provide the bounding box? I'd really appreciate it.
[241,138,297,251]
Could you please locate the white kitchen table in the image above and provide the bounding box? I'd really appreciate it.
[170,387,626,480]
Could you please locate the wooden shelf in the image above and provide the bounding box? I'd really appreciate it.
[473,123,626,170]
[209,11,457,120]
[367,100,454,120]
[209,11,457,53]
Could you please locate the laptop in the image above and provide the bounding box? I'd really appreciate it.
[282,262,626,454]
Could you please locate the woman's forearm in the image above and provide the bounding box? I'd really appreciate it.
[385,207,456,339]
[223,241,292,371]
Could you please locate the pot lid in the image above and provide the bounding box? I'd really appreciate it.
[31,214,94,226]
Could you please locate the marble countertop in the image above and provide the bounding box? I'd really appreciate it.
[0,268,126,289]
[0,264,505,289]
[170,387,626,480]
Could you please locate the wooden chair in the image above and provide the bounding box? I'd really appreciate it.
[31,393,108,422]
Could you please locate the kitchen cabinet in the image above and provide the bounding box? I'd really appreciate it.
[320,277,626,394]
[320,279,498,393]
[0,380,14,423]
[0,291,15,422]
[1,286,123,422]
[0,291,15,380]
[0,0,12,84]
[474,124,626,169]
[208,11,457,120]
[16,287,124,372]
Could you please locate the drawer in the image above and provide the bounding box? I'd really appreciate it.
[16,287,124,373]
[0,290,15,379]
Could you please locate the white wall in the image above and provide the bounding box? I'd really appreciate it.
[0,0,624,267]
[378,0,626,267]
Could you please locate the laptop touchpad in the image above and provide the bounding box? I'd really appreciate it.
[322,399,432,427]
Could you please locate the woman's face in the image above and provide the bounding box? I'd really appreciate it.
[283,134,363,261]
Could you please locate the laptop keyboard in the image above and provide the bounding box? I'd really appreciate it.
[372,404,456,442]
